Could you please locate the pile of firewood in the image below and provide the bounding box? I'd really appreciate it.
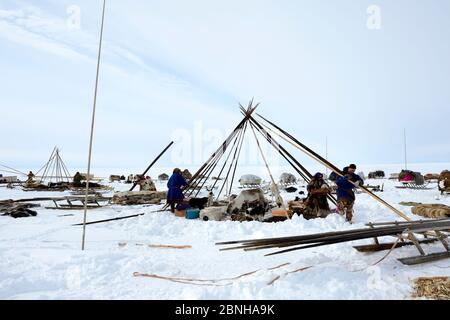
[111,191,167,205]
[0,200,39,218]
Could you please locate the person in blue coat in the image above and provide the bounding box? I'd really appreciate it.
[336,164,364,223]
[167,168,188,213]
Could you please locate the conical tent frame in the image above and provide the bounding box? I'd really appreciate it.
[180,101,337,208]
[37,147,72,184]
[178,101,410,222]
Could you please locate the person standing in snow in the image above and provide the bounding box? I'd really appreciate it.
[305,172,330,218]
[26,171,35,187]
[336,164,364,223]
[167,168,188,213]
[73,172,83,187]
[144,176,157,191]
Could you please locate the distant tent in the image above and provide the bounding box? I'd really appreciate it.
[368,170,385,179]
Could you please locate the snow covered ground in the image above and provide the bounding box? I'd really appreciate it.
[1,163,449,300]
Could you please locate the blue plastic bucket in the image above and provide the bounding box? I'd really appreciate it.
[185,209,200,219]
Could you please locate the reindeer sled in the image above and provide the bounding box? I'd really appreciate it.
[238,174,263,188]
[396,170,430,190]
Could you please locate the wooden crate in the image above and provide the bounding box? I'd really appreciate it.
[272,209,289,217]
[174,209,186,218]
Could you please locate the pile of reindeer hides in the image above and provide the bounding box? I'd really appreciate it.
[0,200,39,218]
[112,191,167,205]
[411,204,450,218]
[227,188,269,221]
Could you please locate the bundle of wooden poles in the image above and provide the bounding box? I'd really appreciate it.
[216,218,450,256]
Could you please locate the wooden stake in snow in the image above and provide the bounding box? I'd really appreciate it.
[82,0,107,251]
[404,128,408,170]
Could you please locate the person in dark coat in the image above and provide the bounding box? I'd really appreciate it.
[305,172,330,218]
[73,172,83,187]
[336,164,364,223]
[167,168,188,213]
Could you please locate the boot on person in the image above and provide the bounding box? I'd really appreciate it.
[346,210,353,223]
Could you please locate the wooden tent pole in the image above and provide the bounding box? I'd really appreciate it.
[248,117,338,206]
[184,119,245,195]
[60,155,72,182]
[215,121,247,200]
[210,125,245,191]
[0,164,27,176]
[82,0,107,251]
[248,122,283,208]
[403,128,408,170]
[39,147,57,184]
[226,121,248,198]
[248,117,312,181]
[183,101,259,198]
[193,128,245,198]
[35,148,55,176]
[49,151,57,184]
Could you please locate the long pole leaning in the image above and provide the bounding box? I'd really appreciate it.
[82,0,107,251]
[403,128,408,170]
[129,141,175,192]
[248,122,283,208]
[257,114,411,222]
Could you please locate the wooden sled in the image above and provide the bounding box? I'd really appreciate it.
[397,231,450,265]
[239,183,263,189]
[365,184,384,192]
[45,196,109,210]
[353,239,438,252]
[353,222,450,265]
[398,251,450,265]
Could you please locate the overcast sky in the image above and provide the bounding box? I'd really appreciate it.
[1,0,449,172]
